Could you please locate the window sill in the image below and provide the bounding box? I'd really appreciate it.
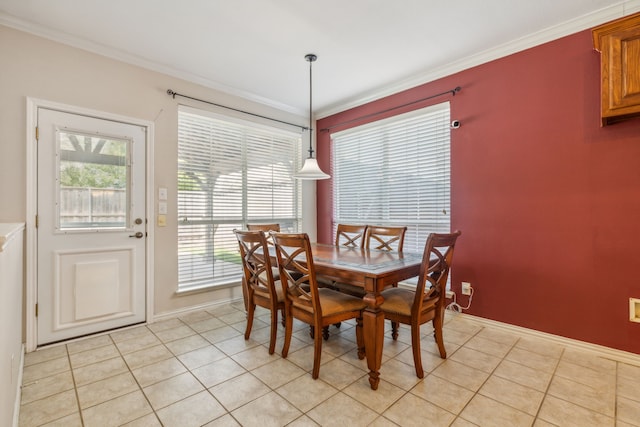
[175,280,241,296]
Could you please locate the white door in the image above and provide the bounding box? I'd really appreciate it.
[37,108,147,345]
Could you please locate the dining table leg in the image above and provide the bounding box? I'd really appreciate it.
[363,291,385,390]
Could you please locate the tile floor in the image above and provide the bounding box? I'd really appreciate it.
[18,301,640,427]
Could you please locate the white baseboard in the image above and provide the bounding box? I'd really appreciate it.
[455,312,640,367]
[152,297,245,323]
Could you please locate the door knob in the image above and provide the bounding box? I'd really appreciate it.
[129,232,144,238]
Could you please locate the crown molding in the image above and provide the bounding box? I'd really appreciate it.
[0,13,306,117]
[317,0,640,118]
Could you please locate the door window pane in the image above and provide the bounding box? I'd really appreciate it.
[57,131,130,229]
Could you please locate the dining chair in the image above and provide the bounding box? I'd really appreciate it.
[335,223,368,247]
[334,225,407,297]
[364,225,407,252]
[380,230,461,378]
[271,232,366,379]
[234,229,284,354]
[247,223,281,245]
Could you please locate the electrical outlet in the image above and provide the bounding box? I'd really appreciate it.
[461,282,471,296]
[445,290,454,299]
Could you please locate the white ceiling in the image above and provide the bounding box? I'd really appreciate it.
[1,0,638,117]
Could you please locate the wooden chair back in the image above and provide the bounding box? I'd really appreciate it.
[247,223,280,245]
[414,230,461,316]
[335,224,367,247]
[234,229,278,304]
[364,225,407,252]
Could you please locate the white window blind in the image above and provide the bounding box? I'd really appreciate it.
[332,102,450,254]
[178,106,302,291]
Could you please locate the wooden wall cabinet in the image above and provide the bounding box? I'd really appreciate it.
[593,12,640,126]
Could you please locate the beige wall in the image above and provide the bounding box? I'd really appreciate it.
[0,25,316,317]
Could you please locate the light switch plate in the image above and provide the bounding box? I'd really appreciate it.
[158,187,168,200]
[157,214,167,227]
[158,201,167,214]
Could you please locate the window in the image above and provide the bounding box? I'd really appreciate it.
[332,102,450,253]
[177,106,302,291]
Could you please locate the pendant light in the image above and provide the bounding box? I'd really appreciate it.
[294,53,330,180]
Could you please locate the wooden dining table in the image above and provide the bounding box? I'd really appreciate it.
[307,243,423,390]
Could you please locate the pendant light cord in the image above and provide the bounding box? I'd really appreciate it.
[305,54,317,158]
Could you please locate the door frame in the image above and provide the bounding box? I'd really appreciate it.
[25,97,155,351]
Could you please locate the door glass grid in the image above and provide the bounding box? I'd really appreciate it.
[57,130,130,230]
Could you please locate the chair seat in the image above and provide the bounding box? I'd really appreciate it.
[254,280,285,302]
[380,287,437,317]
[293,288,366,316]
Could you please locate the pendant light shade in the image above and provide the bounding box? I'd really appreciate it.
[295,53,330,180]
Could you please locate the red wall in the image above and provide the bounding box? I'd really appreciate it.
[316,30,640,354]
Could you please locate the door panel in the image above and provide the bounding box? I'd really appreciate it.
[37,109,146,345]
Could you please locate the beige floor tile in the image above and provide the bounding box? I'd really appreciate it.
[154,324,196,343]
[378,358,423,391]
[450,417,478,427]
[431,358,490,392]
[479,375,544,416]
[449,346,502,373]
[231,391,302,427]
[320,335,358,358]
[115,332,161,354]
[209,372,271,411]
[202,413,242,426]
[22,356,70,384]
[191,356,247,388]
[23,345,67,367]
[251,357,307,388]
[383,392,455,427]
[164,333,210,355]
[231,344,280,370]
[201,325,244,344]
[617,396,640,426]
[188,316,226,333]
[537,395,614,427]
[286,414,322,426]
[393,346,445,374]
[343,376,405,413]
[77,371,139,409]
[307,392,379,427]
[314,357,367,390]
[493,359,553,392]
[19,389,78,427]
[505,346,559,373]
[514,336,564,359]
[547,374,615,417]
[218,309,249,325]
[147,318,184,333]
[618,362,640,399]
[156,390,226,427]
[381,336,410,358]
[475,327,520,346]
[561,348,616,372]
[69,344,120,369]
[66,334,113,354]
[368,415,400,427]
[110,325,152,343]
[73,356,129,387]
[177,345,227,370]
[132,357,187,387]
[179,310,214,324]
[39,411,83,427]
[460,394,534,427]
[276,374,337,412]
[285,344,336,372]
[271,334,309,357]
[81,390,152,427]
[554,359,616,389]
[20,370,74,404]
[143,371,204,410]
[121,413,163,426]
[123,344,174,370]
[411,373,474,415]
[215,334,263,355]
[463,334,513,358]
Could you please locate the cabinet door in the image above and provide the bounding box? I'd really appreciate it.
[593,13,640,125]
